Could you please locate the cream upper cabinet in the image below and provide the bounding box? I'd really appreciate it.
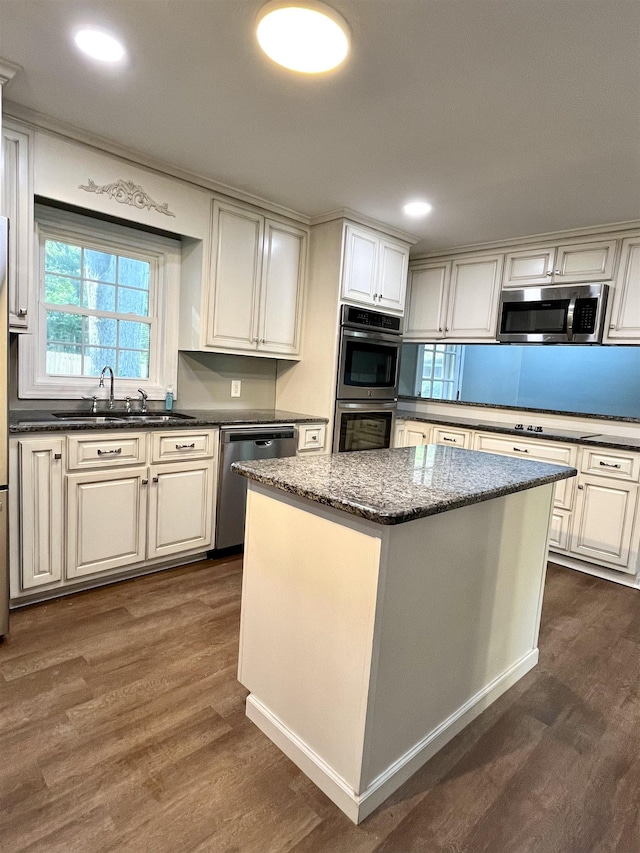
[207,199,307,357]
[503,246,556,287]
[405,254,503,341]
[405,262,450,340]
[502,239,617,287]
[1,122,34,330]
[446,254,504,339]
[606,234,640,341]
[341,223,409,314]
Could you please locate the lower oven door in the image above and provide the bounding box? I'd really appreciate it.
[333,402,396,453]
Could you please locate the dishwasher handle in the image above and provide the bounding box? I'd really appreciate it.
[255,439,273,447]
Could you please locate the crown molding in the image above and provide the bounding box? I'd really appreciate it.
[410,219,640,261]
[3,100,312,226]
[310,207,418,244]
[0,58,22,87]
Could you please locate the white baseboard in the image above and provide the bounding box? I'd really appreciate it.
[245,648,539,824]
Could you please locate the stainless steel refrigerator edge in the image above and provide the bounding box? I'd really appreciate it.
[0,217,9,636]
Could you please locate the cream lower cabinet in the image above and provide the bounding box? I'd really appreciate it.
[11,429,217,598]
[395,420,431,447]
[432,426,472,449]
[66,467,148,578]
[146,460,214,559]
[570,477,639,572]
[17,437,64,589]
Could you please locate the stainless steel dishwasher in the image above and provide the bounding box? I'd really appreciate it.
[215,425,298,550]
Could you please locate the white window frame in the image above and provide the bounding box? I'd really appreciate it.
[19,207,181,401]
[415,343,465,400]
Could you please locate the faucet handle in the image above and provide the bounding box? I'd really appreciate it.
[125,396,132,414]
[91,395,98,413]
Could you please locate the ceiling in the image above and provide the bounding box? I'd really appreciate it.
[1,0,639,254]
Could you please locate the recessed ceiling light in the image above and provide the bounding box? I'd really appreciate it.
[403,201,433,217]
[256,1,350,74]
[74,28,125,63]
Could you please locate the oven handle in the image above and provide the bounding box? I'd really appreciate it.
[566,296,577,342]
[341,328,403,345]
[335,401,397,411]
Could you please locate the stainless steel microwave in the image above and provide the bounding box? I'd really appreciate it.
[497,283,609,344]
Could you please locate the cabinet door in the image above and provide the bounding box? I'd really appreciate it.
[404,262,450,340]
[207,200,263,350]
[258,220,307,355]
[147,460,214,559]
[570,477,639,572]
[553,239,617,283]
[19,438,64,589]
[66,467,147,578]
[402,421,431,446]
[341,224,377,306]
[377,238,409,313]
[606,235,640,341]
[502,246,556,287]
[446,254,503,339]
[549,509,571,552]
[2,124,33,330]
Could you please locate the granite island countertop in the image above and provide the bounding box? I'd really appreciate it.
[233,444,577,525]
[9,408,328,434]
[396,409,640,453]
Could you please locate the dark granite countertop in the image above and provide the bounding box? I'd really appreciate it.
[396,409,640,453]
[233,444,576,525]
[9,408,328,434]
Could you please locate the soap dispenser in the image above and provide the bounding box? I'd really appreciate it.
[165,386,174,412]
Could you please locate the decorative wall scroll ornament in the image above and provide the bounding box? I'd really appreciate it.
[78,178,176,217]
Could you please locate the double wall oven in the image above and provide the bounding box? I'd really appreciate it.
[333,305,402,453]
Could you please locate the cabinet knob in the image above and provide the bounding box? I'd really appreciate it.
[445,327,450,332]
[54,453,62,460]
[578,484,584,490]
[610,323,616,329]
[17,308,27,317]
[152,476,159,483]
[545,271,553,277]
[555,269,562,275]
[142,479,149,486]
[438,326,443,332]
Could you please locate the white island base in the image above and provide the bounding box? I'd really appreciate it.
[238,479,555,824]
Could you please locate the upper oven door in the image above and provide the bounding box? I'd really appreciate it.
[337,329,401,400]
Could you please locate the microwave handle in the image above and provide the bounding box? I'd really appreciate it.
[566,296,577,342]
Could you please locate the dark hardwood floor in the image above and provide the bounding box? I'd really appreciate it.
[0,557,638,852]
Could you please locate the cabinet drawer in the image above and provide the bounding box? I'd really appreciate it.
[473,433,577,511]
[580,448,640,482]
[297,423,326,452]
[67,432,147,470]
[431,427,471,448]
[150,429,216,463]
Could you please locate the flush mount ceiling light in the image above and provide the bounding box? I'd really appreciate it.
[256,1,350,74]
[403,201,433,217]
[74,28,126,63]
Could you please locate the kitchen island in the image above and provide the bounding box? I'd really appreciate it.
[233,445,576,823]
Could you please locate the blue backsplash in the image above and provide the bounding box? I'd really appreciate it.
[400,344,640,418]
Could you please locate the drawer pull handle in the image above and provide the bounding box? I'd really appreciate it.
[175,443,196,450]
[97,448,122,456]
[513,446,529,453]
[599,461,621,469]
[152,476,159,484]
[142,479,149,486]
[442,436,456,442]
[54,453,62,460]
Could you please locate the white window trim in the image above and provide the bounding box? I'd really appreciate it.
[19,207,181,401]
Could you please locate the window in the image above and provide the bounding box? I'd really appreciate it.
[19,206,181,400]
[417,343,464,400]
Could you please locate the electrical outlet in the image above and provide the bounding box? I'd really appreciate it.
[231,379,241,398]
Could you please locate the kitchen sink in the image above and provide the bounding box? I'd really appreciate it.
[53,411,195,422]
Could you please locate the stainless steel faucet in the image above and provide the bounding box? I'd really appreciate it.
[99,366,115,409]
[137,388,148,413]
